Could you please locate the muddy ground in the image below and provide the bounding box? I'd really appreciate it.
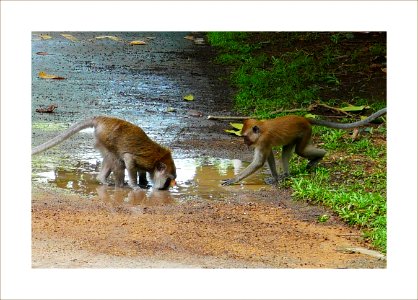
[31,32,385,268]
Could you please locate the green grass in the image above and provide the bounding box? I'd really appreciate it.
[285,126,387,251]
[290,163,386,251]
[282,127,387,251]
[208,32,387,253]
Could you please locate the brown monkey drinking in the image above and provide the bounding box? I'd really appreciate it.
[222,108,386,186]
[32,116,176,190]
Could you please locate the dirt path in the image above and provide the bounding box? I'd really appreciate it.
[31,32,385,268]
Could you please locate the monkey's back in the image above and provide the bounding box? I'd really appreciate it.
[261,115,312,146]
[93,116,163,156]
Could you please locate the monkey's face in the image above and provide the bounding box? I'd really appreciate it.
[242,120,261,147]
[152,156,177,190]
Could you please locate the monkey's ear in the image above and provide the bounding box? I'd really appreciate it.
[252,125,260,134]
[156,161,167,172]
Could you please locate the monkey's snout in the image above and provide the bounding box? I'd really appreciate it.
[243,137,252,146]
[158,178,173,190]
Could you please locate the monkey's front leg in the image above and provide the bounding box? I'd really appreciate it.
[123,154,139,188]
[138,170,149,188]
[222,148,266,186]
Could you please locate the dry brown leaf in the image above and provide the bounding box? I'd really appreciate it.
[351,128,360,141]
[36,104,58,113]
[36,52,49,55]
[38,71,65,80]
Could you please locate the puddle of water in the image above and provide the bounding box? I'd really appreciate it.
[32,157,271,204]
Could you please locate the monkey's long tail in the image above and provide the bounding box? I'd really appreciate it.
[308,107,387,129]
[32,118,95,155]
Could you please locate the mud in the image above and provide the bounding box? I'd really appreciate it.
[32,32,385,268]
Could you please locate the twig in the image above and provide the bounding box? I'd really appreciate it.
[208,103,355,121]
[269,107,308,115]
[207,115,251,120]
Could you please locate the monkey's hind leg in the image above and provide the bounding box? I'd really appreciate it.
[112,161,126,187]
[97,163,112,185]
[294,132,326,172]
[301,145,326,171]
[97,153,126,187]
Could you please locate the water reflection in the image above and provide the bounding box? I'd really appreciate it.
[96,185,175,206]
[32,157,269,204]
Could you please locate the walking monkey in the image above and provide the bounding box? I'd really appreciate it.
[222,108,386,186]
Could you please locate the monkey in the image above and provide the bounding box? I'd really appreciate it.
[222,108,386,186]
[32,116,177,190]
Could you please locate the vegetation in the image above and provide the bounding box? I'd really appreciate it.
[207,32,387,252]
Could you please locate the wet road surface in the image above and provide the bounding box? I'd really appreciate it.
[31,32,385,268]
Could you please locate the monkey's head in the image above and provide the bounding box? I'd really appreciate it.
[151,152,177,190]
[242,119,261,146]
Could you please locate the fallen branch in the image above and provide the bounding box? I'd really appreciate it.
[309,103,352,117]
[269,107,308,115]
[208,103,356,121]
[207,115,250,120]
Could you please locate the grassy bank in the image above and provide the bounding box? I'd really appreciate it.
[207,32,387,252]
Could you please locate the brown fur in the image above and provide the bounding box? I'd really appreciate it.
[32,116,176,190]
[223,116,325,186]
[243,116,311,148]
[93,116,174,173]
[224,109,386,186]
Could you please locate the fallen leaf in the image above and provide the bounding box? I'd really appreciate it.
[39,34,52,40]
[36,104,58,113]
[167,107,176,113]
[95,35,121,41]
[229,123,243,131]
[224,129,242,136]
[224,123,243,136]
[36,52,49,55]
[184,35,194,41]
[351,128,360,141]
[340,105,369,112]
[38,71,65,80]
[194,38,205,45]
[61,34,78,42]
[187,110,203,117]
[129,40,146,45]
[304,113,317,119]
[381,68,387,73]
[183,94,194,101]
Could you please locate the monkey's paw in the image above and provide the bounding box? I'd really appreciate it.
[221,178,236,186]
[264,177,279,185]
[277,173,290,181]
